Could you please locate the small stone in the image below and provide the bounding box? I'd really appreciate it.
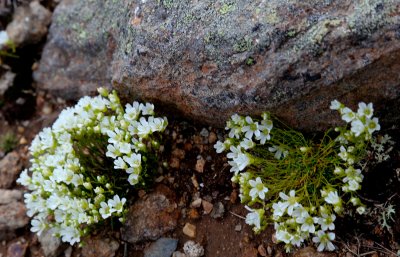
[7,239,28,257]
[6,1,52,46]
[144,238,178,257]
[208,132,217,144]
[234,224,242,232]
[81,237,119,257]
[210,202,224,219]
[267,246,273,255]
[121,185,179,244]
[172,251,187,257]
[42,104,53,115]
[184,142,193,151]
[0,71,15,97]
[183,240,204,257]
[201,200,213,215]
[190,198,202,208]
[170,158,180,169]
[38,228,63,257]
[195,158,206,173]
[0,201,29,231]
[182,223,196,238]
[172,148,185,159]
[191,175,199,189]
[258,244,267,257]
[0,190,22,204]
[64,247,73,257]
[19,137,28,145]
[0,151,23,189]
[271,233,277,244]
[187,208,200,220]
[199,128,209,137]
[193,136,202,145]
[230,190,238,203]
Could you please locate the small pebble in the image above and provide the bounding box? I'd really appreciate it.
[183,240,204,257]
[191,175,199,189]
[188,208,200,220]
[208,131,217,144]
[201,200,213,215]
[195,158,206,173]
[234,224,242,232]
[190,198,202,208]
[17,126,24,133]
[19,137,28,145]
[170,158,180,169]
[210,202,224,219]
[199,128,209,137]
[182,223,196,238]
[267,245,273,255]
[258,244,267,257]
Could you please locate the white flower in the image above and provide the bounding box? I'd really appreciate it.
[357,102,373,118]
[269,145,288,159]
[128,172,139,185]
[317,213,336,231]
[123,153,141,168]
[214,141,226,153]
[99,201,115,219]
[241,116,261,139]
[0,31,9,47]
[350,118,365,137]
[272,201,287,218]
[114,157,128,170]
[124,102,140,121]
[312,230,335,251]
[240,138,256,150]
[106,144,122,159]
[233,153,251,171]
[275,227,293,244]
[137,117,152,137]
[296,211,318,233]
[30,218,47,236]
[139,103,155,115]
[330,100,342,110]
[107,195,126,213]
[279,190,300,216]
[341,107,356,123]
[248,177,269,200]
[245,206,262,230]
[59,225,81,245]
[324,191,340,205]
[365,117,380,134]
[17,169,31,186]
[227,145,242,160]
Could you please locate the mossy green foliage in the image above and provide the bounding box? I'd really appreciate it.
[0,131,18,153]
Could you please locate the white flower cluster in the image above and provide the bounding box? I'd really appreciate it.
[214,113,273,174]
[17,88,167,245]
[215,100,381,252]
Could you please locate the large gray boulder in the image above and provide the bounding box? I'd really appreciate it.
[34,0,400,130]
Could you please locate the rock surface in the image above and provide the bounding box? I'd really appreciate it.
[80,237,119,257]
[0,151,23,189]
[0,201,29,232]
[183,241,204,257]
[293,246,338,257]
[34,0,400,130]
[6,1,52,46]
[121,185,179,244]
[38,228,64,257]
[143,238,178,257]
[0,189,22,204]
